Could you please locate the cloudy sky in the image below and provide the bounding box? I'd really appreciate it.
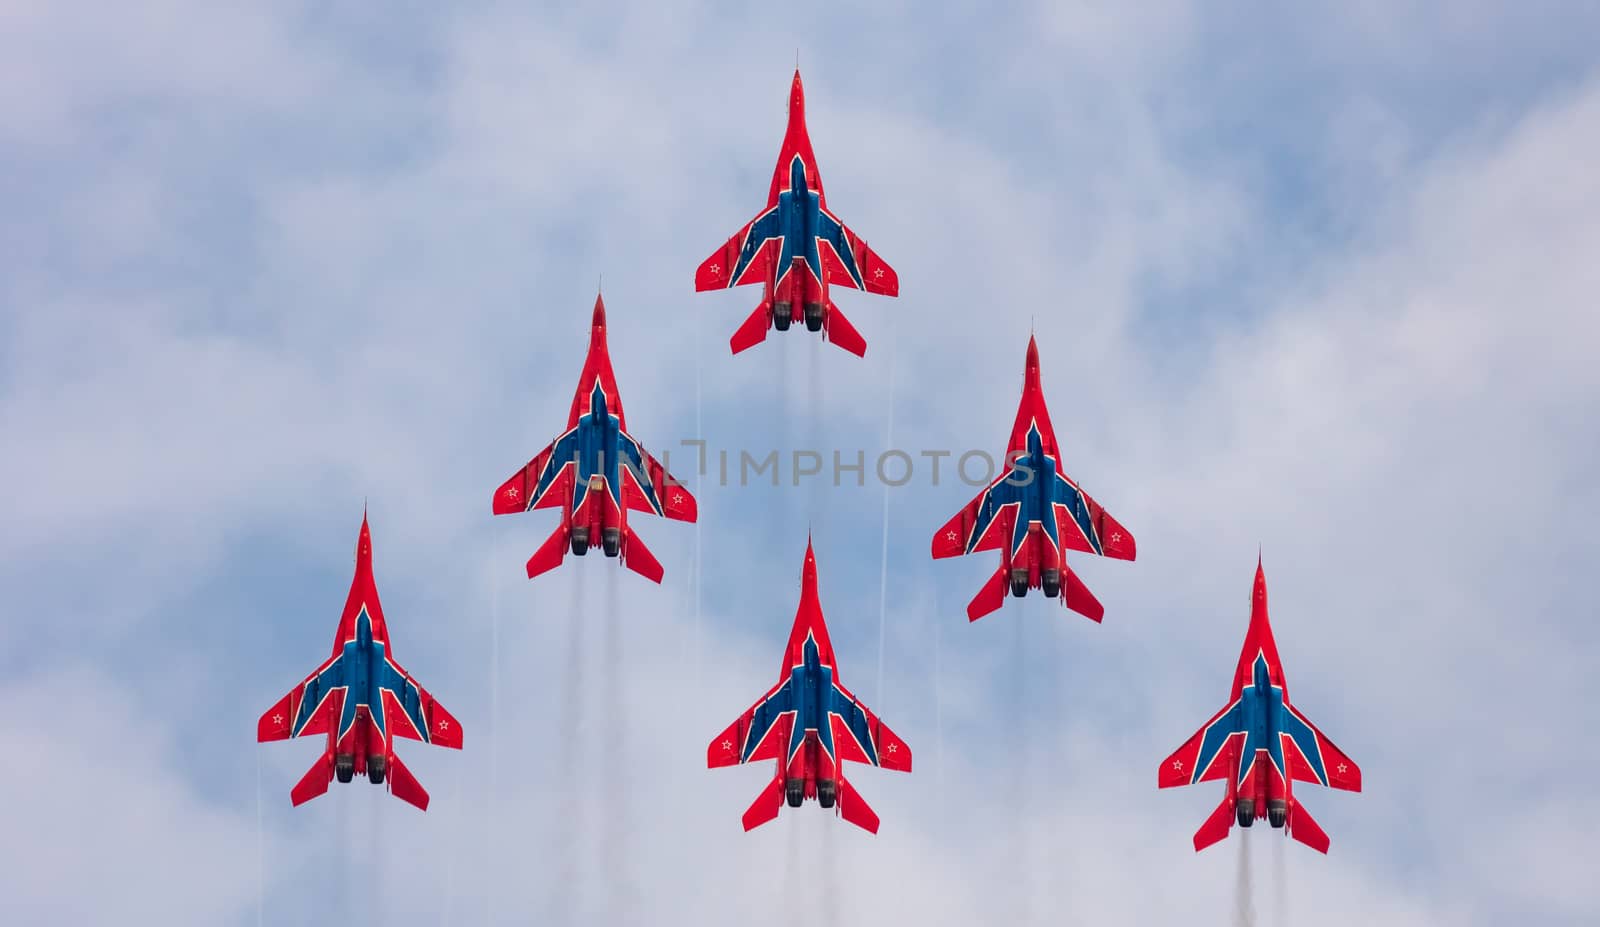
[3,2,1597,924]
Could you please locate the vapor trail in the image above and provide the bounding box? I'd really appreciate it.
[1272,830,1287,926]
[435,765,461,927]
[1234,829,1256,927]
[552,578,587,922]
[874,320,896,708]
[1011,615,1033,925]
[601,571,633,924]
[484,554,501,925]
[255,752,264,927]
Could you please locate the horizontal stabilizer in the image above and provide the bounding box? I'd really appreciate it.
[967,566,1009,621]
[1288,800,1330,853]
[741,777,786,832]
[730,300,772,355]
[836,776,880,834]
[622,529,664,584]
[525,524,570,580]
[1193,794,1235,852]
[290,754,333,807]
[824,300,867,357]
[387,752,430,811]
[1061,563,1104,623]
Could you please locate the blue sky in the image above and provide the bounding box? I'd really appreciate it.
[3,3,1598,924]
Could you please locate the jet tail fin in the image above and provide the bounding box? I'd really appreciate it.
[730,299,772,355]
[290,754,333,807]
[967,566,1009,621]
[622,529,664,583]
[836,776,881,834]
[1288,800,1330,853]
[525,524,570,580]
[387,752,430,811]
[1193,794,1235,852]
[1061,563,1105,623]
[824,300,867,357]
[741,776,786,832]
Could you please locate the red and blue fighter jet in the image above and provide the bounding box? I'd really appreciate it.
[931,335,1136,621]
[493,294,696,582]
[708,538,911,833]
[695,70,898,357]
[258,514,462,810]
[1159,558,1362,853]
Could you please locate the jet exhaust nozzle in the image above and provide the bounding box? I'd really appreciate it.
[1267,799,1287,829]
[1236,797,1256,827]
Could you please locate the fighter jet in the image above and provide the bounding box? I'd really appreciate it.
[258,513,462,810]
[708,538,911,833]
[695,69,898,357]
[931,335,1135,621]
[492,294,696,582]
[1159,558,1362,853]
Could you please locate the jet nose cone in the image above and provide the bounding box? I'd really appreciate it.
[592,292,607,329]
[1025,334,1040,370]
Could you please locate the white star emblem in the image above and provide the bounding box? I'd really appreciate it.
[438,719,450,730]
[1109,532,1121,543]
[873,267,884,279]
[886,743,898,754]
[272,714,283,725]
[1337,763,1347,774]
[1172,759,1183,771]
[506,486,519,500]
[721,739,733,751]
[710,263,721,275]
[673,493,684,505]
[945,530,958,542]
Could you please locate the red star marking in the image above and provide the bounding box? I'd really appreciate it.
[1172,759,1184,771]
[721,739,733,751]
[1337,763,1347,774]
[710,263,721,276]
[886,743,898,754]
[673,493,684,505]
[506,486,519,500]
[1110,532,1122,543]
[873,267,884,278]
[438,719,450,731]
[272,714,283,725]
[946,530,958,542]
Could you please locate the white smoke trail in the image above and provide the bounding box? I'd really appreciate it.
[1007,615,1033,926]
[255,752,264,927]
[692,303,703,700]
[1272,830,1287,926]
[552,578,587,922]
[874,320,896,708]
[1234,829,1256,927]
[933,592,945,813]
[435,764,461,927]
[601,570,633,925]
[821,812,840,924]
[483,553,501,926]
[784,818,803,927]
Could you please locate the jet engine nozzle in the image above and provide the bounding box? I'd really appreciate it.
[817,779,837,808]
[1266,799,1287,829]
[570,526,590,556]
[367,754,387,785]
[1236,798,1256,827]
[1041,568,1061,598]
[602,526,621,558]
[335,753,355,784]
[785,779,804,808]
[1009,568,1029,597]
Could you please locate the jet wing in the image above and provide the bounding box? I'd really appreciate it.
[931,477,1016,559]
[258,657,345,743]
[708,676,795,768]
[379,656,463,750]
[696,207,781,291]
[1050,476,1136,560]
[827,679,911,772]
[619,433,697,522]
[1281,703,1361,791]
[817,209,898,297]
[1159,700,1242,788]
[492,433,576,516]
